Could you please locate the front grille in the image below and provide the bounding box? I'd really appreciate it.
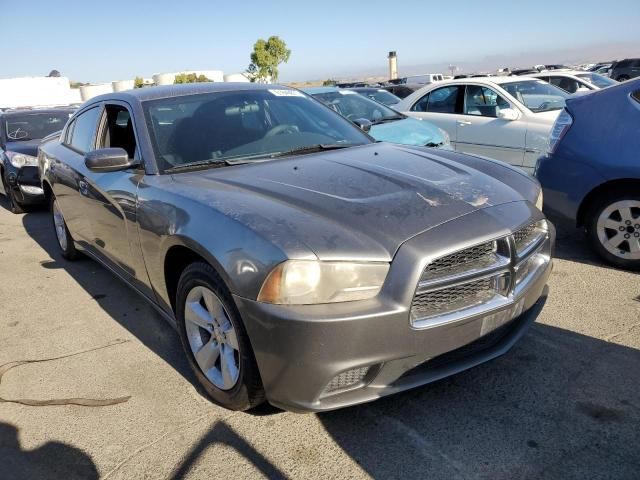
[411,278,496,319]
[410,220,549,328]
[423,241,497,279]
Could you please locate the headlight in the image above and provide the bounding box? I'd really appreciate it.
[6,152,38,168]
[535,189,544,211]
[257,260,389,305]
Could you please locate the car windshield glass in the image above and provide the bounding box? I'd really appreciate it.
[575,73,617,89]
[311,91,403,123]
[4,112,71,141]
[360,90,401,106]
[142,89,371,171]
[501,80,570,113]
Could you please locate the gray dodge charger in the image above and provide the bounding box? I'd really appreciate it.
[38,83,554,412]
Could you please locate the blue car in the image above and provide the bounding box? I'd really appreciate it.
[303,87,450,149]
[536,78,640,270]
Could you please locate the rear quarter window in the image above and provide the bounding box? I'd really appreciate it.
[632,90,640,103]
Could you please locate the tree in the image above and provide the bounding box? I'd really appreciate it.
[47,69,61,77]
[247,36,291,83]
[134,76,145,88]
[322,78,337,86]
[174,73,211,84]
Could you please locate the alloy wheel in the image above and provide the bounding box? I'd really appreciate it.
[596,200,640,260]
[184,286,240,390]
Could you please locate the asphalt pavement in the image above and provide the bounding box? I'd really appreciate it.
[0,198,638,480]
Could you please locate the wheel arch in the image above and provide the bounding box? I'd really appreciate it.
[577,178,640,227]
[162,240,235,315]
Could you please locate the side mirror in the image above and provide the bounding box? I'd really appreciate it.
[85,148,138,172]
[497,108,520,121]
[352,118,373,132]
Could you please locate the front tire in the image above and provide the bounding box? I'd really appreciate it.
[176,262,265,411]
[51,195,79,260]
[2,176,24,214]
[585,191,640,271]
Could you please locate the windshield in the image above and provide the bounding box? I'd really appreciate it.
[143,89,371,171]
[310,90,403,123]
[501,80,570,113]
[575,73,617,89]
[4,112,71,141]
[357,89,401,106]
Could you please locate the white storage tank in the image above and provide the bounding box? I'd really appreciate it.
[152,73,176,86]
[224,73,250,83]
[112,80,135,92]
[79,83,113,101]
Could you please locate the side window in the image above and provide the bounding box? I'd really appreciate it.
[411,93,430,112]
[549,76,579,94]
[99,105,137,159]
[67,107,101,153]
[463,86,508,117]
[632,90,640,103]
[412,86,460,114]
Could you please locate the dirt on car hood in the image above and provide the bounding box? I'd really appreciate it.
[171,143,538,260]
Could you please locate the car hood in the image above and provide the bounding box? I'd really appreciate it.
[171,143,538,260]
[369,117,447,147]
[4,140,40,156]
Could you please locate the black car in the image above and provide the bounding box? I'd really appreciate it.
[381,83,423,99]
[610,58,640,81]
[0,108,73,213]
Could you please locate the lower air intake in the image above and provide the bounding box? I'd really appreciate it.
[324,367,369,394]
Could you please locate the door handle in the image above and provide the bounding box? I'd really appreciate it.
[457,120,472,126]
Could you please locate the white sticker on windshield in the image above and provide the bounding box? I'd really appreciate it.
[338,90,358,95]
[268,89,305,97]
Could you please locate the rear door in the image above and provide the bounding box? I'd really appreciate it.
[454,84,526,166]
[405,85,463,147]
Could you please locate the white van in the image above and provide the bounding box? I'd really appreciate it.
[403,73,444,85]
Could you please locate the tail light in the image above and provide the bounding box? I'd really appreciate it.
[547,109,573,154]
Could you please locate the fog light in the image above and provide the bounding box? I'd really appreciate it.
[323,366,370,394]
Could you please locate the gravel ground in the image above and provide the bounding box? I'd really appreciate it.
[0,198,638,480]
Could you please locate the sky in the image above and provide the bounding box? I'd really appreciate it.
[2,0,639,83]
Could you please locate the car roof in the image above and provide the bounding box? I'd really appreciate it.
[0,107,76,118]
[414,76,538,87]
[530,70,584,77]
[86,82,287,105]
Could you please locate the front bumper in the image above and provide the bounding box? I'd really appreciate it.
[237,202,555,412]
[4,165,45,204]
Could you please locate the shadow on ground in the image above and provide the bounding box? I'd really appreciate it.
[319,323,640,479]
[0,422,98,480]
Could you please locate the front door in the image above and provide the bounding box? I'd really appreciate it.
[454,84,526,167]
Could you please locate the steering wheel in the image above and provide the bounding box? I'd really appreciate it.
[265,124,299,137]
[8,128,28,140]
[537,101,551,110]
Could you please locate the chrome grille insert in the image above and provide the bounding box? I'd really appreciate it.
[411,220,550,328]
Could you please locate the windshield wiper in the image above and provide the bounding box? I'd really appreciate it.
[269,143,359,158]
[165,158,235,173]
[370,115,404,125]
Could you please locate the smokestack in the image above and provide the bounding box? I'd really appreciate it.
[388,51,397,80]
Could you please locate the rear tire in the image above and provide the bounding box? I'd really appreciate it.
[585,191,640,271]
[51,194,79,260]
[616,75,630,81]
[176,261,265,411]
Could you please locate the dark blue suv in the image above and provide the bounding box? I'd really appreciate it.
[536,79,640,270]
